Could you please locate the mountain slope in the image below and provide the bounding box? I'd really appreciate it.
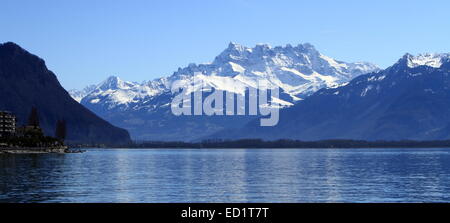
[218,53,450,141]
[73,42,379,141]
[0,42,131,144]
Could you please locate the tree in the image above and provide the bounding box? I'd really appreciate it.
[55,119,67,142]
[28,107,40,128]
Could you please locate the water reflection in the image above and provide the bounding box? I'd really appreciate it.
[1,148,450,202]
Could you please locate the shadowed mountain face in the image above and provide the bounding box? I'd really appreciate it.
[215,53,450,141]
[0,42,131,144]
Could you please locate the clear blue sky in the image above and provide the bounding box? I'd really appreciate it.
[1,0,449,89]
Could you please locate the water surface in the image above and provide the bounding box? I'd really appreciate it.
[1,148,450,203]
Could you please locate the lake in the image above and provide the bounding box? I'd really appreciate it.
[1,148,450,203]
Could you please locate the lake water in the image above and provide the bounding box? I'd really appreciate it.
[1,148,450,203]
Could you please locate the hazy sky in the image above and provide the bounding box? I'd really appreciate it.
[1,0,449,89]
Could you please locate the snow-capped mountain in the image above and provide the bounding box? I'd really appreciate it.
[164,42,378,100]
[68,85,97,102]
[81,76,166,109]
[71,42,379,141]
[73,42,378,108]
[217,52,450,141]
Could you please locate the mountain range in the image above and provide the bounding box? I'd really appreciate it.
[70,42,379,141]
[6,41,450,143]
[0,42,131,145]
[217,53,450,141]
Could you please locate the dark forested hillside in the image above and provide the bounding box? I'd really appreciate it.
[0,42,131,144]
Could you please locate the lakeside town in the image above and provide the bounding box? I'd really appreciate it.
[0,108,69,154]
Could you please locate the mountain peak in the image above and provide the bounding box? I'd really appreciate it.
[0,41,45,65]
[0,42,40,61]
[0,42,25,51]
[214,42,249,63]
[227,41,243,49]
[1,41,18,48]
[105,75,120,82]
[224,42,249,54]
[299,42,315,49]
[98,75,123,90]
[395,53,449,69]
[0,42,51,83]
[296,43,318,53]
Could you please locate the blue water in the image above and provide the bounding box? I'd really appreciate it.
[1,148,450,203]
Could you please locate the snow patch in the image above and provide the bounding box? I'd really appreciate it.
[368,75,386,82]
[229,62,246,73]
[406,53,449,68]
[320,54,349,70]
[361,85,373,97]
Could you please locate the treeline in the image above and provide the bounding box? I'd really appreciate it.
[0,135,62,148]
[0,107,66,148]
[95,138,450,149]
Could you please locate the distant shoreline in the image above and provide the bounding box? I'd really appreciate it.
[69,139,450,149]
[0,146,85,154]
